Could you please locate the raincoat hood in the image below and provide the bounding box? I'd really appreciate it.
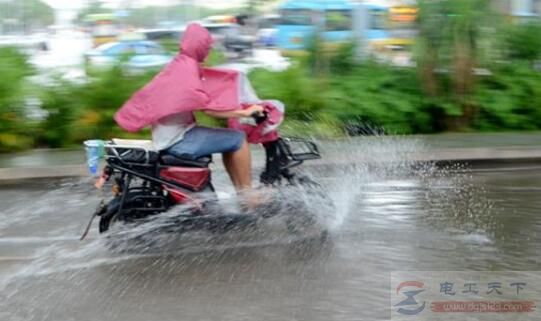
[114,23,238,132]
[180,23,213,62]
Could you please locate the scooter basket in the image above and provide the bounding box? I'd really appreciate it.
[280,137,320,161]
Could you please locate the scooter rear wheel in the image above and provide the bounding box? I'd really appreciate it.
[98,197,122,233]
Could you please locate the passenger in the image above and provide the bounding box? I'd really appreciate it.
[156,24,264,202]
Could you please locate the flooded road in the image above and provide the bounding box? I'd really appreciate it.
[0,149,540,320]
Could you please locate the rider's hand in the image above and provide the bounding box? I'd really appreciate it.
[242,104,264,117]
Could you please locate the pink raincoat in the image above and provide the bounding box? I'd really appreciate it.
[114,23,239,132]
[114,23,285,144]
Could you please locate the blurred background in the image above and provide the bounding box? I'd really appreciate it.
[0,0,540,152]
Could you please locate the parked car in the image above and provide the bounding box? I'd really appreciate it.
[140,23,233,52]
[256,14,280,47]
[224,24,256,55]
[84,40,172,74]
[204,23,236,49]
[0,33,49,52]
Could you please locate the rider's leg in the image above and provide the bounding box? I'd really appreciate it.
[223,140,264,210]
[222,140,263,211]
[223,139,252,191]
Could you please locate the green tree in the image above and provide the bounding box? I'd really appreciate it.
[504,21,541,63]
[0,0,54,33]
[74,0,112,24]
[416,0,493,130]
[0,47,35,151]
[38,79,81,148]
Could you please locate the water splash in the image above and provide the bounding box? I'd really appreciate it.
[0,134,495,290]
[303,134,494,234]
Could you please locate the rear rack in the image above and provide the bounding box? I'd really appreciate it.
[279,137,321,162]
[104,140,158,165]
[260,137,321,185]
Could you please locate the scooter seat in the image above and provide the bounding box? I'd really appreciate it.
[160,154,212,167]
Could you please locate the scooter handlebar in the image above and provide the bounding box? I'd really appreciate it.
[251,111,268,125]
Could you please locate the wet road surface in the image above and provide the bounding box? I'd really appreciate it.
[0,149,540,321]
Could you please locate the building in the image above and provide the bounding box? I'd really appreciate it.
[492,0,541,17]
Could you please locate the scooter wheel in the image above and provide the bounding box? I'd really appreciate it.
[98,197,121,233]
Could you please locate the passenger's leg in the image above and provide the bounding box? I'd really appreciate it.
[223,139,252,191]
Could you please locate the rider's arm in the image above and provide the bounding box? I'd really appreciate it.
[204,105,263,119]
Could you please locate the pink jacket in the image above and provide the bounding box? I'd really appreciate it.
[114,23,239,132]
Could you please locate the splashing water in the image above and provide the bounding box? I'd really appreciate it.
[0,134,495,304]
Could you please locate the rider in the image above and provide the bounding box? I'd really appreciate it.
[151,24,264,202]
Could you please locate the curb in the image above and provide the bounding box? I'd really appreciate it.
[0,165,87,181]
[1,147,541,182]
